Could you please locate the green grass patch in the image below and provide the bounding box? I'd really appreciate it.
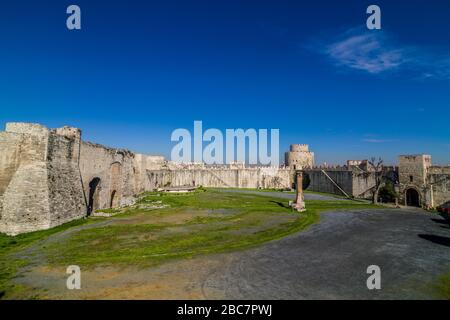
[0,218,91,299]
[42,190,379,268]
[432,268,450,300]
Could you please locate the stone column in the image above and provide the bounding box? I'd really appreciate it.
[290,171,306,212]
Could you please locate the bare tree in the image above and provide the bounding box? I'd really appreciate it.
[368,157,384,204]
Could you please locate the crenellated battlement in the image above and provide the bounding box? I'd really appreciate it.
[309,165,350,171]
[5,122,50,137]
[290,144,309,152]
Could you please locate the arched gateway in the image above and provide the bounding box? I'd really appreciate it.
[405,188,420,207]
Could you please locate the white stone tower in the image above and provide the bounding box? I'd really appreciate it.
[285,144,314,170]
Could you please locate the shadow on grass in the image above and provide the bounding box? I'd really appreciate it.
[269,200,290,209]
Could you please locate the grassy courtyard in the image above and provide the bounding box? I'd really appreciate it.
[0,188,388,299]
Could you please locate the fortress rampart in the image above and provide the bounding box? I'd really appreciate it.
[0,123,86,235]
[304,164,377,199]
[1,122,449,235]
[0,123,293,235]
[146,166,291,190]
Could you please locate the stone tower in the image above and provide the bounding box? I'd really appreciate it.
[285,144,315,170]
[0,123,87,235]
[398,154,432,207]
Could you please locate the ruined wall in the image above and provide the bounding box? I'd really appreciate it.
[0,121,291,236]
[46,127,87,227]
[7,120,449,236]
[427,166,450,208]
[0,123,86,235]
[146,167,291,190]
[133,154,167,193]
[79,142,139,212]
[78,142,168,213]
[305,168,354,196]
[351,170,377,198]
[304,166,376,199]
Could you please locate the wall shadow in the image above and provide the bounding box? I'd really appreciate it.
[270,200,290,209]
[431,218,449,225]
[418,234,450,247]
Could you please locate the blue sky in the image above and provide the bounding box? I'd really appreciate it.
[0,0,449,165]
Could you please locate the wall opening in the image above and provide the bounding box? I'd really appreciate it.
[406,188,420,207]
[109,162,122,208]
[87,177,101,216]
[110,190,119,208]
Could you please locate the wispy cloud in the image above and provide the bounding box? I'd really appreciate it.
[362,136,398,143]
[315,27,450,80]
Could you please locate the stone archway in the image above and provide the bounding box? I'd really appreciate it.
[87,177,101,216]
[406,188,420,207]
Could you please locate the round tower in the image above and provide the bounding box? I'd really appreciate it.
[285,144,314,170]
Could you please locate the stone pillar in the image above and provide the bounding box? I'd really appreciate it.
[290,171,306,212]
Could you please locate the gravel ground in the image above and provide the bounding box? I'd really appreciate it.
[201,208,450,299]
[12,207,450,299]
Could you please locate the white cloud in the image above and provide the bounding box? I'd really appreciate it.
[317,27,450,80]
[362,138,398,143]
[326,32,404,73]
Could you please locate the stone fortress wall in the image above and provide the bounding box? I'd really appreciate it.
[304,166,374,199]
[304,154,450,209]
[1,122,449,235]
[0,123,168,235]
[427,166,450,208]
[146,164,291,191]
[0,123,86,235]
[0,123,293,235]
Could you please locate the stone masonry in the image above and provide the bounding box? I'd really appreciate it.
[0,123,294,235]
